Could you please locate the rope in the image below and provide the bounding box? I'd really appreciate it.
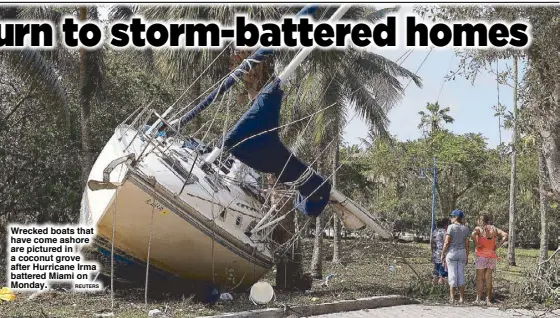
[110,192,117,309]
[404,48,433,91]
[169,42,233,119]
[436,53,454,103]
[109,163,126,309]
[144,201,156,305]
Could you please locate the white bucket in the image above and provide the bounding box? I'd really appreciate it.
[249,281,275,305]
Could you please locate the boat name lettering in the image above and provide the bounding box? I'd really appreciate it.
[145,198,165,212]
[236,202,258,213]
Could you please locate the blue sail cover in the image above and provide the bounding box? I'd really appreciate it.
[223,78,331,217]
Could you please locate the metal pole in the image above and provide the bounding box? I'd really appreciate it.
[430,157,437,247]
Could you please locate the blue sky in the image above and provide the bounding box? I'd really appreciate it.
[342,5,523,149]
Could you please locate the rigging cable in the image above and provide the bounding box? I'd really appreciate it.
[267,47,433,253]
[254,39,399,209]
[144,201,156,305]
[404,47,433,91]
[190,8,333,228]
[257,47,421,238]
[436,53,454,103]
[248,65,420,246]
[168,5,299,123]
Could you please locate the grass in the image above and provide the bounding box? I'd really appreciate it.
[0,238,554,317]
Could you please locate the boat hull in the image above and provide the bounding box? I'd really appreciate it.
[91,171,272,290]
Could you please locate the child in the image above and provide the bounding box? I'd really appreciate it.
[431,218,450,284]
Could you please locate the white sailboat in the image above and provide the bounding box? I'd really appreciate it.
[80,4,391,292]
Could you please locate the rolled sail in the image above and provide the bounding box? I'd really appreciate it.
[223,78,331,217]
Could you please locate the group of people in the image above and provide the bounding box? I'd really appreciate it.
[431,210,509,305]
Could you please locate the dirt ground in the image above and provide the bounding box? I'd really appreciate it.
[0,238,555,317]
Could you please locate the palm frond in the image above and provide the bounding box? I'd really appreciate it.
[16,6,76,73]
[18,6,64,22]
[0,6,18,19]
[348,50,423,89]
[342,71,390,138]
[313,77,345,143]
[140,6,242,84]
[109,5,138,20]
[363,6,401,21]
[0,50,68,122]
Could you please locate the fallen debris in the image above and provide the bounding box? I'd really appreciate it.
[148,309,162,317]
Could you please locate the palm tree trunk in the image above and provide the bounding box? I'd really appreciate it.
[540,82,560,196]
[191,78,203,133]
[310,159,325,278]
[79,6,93,186]
[498,116,502,145]
[538,148,549,268]
[508,57,518,266]
[331,137,341,264]
[310,212,324,279]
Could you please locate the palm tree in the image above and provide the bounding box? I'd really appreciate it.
[0,5,104,185]
[78,6,105,185]
[418,102,454,136]
[0,7,67,121]
[300,10,422,269]
[508,57,519,266]
[538,147,549,270]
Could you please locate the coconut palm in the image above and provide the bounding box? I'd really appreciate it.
[0,5,105,185]
[293,8,422,272]
[418,102,454,136]
[0,7,68,121]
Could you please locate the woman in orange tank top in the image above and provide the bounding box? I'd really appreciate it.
[471,214,508,306]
